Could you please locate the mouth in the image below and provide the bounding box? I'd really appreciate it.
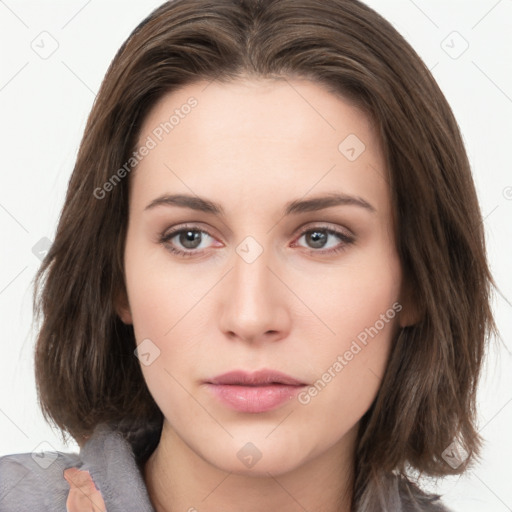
[204,369,307,413]
[206,369,307,386]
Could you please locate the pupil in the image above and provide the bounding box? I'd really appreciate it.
[308,231,326,248]
[181,230,201,249]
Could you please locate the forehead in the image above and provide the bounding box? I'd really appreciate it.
[130,77,388,215]
[136,77,376,150]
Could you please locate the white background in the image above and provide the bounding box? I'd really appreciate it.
[0,1,511,510]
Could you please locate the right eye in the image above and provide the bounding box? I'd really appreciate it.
[159,225,220,258]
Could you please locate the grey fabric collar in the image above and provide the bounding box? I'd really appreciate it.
[0,424,155,512]
[78,424,155,511]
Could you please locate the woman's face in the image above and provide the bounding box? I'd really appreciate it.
[116,77,413,476]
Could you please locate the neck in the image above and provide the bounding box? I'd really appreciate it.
[143,420,356,512]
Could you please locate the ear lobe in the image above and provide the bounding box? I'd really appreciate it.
[114,288,133,325]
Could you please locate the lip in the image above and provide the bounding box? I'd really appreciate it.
[205,369,307,413]
[208,369,306,386]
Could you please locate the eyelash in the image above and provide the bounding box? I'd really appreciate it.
[158,224,355,258]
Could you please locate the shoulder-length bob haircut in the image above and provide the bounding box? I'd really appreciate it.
[32,0,497,508]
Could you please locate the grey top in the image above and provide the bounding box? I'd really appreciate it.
[0,424,154,512]
[0,423,453,511]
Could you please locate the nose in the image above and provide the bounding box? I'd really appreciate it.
[218,244,291,345]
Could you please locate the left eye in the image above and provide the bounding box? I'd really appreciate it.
[294,228,352,251]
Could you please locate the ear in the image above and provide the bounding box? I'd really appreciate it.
[398,279,423,327]
[113,286,133,325]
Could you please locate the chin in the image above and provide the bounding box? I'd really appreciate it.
[203,437,313,478]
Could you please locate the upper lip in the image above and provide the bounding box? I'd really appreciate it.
[207,369,306,386]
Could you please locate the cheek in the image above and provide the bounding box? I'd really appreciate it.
[123,238,206,341]
[294,253,401,426]
[123,242,216,409]
[297,250,401,350]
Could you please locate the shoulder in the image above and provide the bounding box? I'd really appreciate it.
[0,424,156,511]
[0,449,80,511]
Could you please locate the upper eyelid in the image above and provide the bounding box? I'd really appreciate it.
[162,224,217,240]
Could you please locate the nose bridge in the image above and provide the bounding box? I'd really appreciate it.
[232,240,274,315]
[219,236,287,341]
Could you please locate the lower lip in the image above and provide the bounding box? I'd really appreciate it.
[205,383,305,413]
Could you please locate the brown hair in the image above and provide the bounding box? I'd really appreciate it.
[31,0,497,509]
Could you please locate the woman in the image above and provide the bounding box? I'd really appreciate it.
[0,0,497,511]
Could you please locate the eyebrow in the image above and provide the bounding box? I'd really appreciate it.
[144,192,376,216]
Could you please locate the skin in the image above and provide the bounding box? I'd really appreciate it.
[115,76,417,512]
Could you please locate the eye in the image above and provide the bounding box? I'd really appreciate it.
[159,224,355,258]
[293,226,355,255]
[159,226,218,258]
